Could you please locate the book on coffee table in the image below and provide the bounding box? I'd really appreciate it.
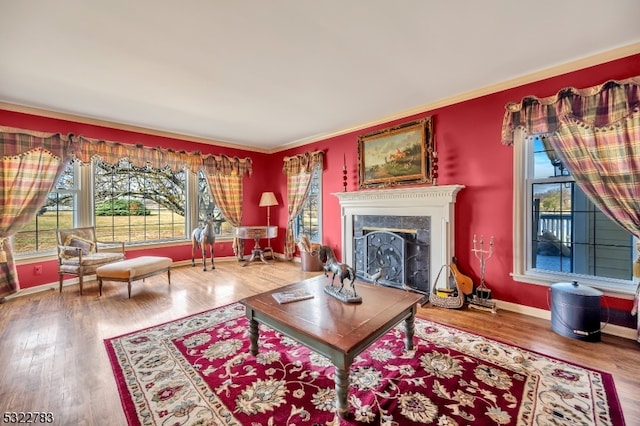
[272,289,314,304]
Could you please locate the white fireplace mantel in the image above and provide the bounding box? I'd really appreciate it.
[333,185,465,288]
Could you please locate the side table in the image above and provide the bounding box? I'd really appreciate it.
[234,226,278,265]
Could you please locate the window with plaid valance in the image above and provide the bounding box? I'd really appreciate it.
[502,77,640,341]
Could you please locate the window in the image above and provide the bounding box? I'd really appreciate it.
[94,158,187,243]
[294,165,322,242]
[513,130,636,294]
[13,157,228,257]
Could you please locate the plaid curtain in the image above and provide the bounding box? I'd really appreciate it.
[282,151,324,259]
[0,128,71,298]
[550,111,640,237]
[202,155,252,255]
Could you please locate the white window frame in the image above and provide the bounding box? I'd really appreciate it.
[511,128,637,297]
[92,158,188,244]
[13,160,229,261]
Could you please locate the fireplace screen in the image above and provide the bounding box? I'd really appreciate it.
[354,229,430,294]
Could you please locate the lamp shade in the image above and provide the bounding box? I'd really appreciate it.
[259,192,278,207]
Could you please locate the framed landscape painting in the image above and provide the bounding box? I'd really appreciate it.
[358,117,434,188]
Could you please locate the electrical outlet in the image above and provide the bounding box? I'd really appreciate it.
[34,265,42,275]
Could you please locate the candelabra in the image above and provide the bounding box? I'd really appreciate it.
[343,154,348,192]
[430,150,438,185]
[470,234,497,313]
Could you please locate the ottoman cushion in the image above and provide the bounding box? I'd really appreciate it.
[97,256,172,280]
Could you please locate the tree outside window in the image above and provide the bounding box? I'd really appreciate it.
[13,157,230,257]
[93,158,187,243]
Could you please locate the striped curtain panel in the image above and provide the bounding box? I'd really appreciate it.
[202,155,252,255]
[0,128,72,298]
[282,151,324,259]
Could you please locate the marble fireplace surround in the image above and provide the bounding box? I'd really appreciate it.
[333,185,465,289]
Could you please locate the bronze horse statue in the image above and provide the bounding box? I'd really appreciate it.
[317,245,356,295]
[191,214,216,271]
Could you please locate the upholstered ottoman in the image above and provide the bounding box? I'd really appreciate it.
[96,256,172,298]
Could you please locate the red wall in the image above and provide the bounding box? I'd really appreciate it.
[0,111,273,289]
[276,53,640,313]
[2,53,640,314]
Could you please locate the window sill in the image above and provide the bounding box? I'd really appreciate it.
[511,271,637,299]
[13,236,236,265]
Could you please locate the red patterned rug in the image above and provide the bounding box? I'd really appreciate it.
[105,303,625,425]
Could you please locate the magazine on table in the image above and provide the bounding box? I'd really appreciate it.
[272,289,314,304]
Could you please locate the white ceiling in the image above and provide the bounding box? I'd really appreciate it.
[1,1,639,152]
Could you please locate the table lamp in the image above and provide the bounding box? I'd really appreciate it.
[259,191,279,255]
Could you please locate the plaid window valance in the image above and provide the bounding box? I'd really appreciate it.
[282,150,324,176]
[74,135,252,176]
[0,127,70,159]
[501,76,640,145]
[0,128,252,177]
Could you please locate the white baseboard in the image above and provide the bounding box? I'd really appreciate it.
[495,299,638,340]
[5,262,637,341]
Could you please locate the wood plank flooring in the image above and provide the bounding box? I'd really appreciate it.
[0,259,637,425]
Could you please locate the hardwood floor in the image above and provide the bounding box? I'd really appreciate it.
[0,260,638,425]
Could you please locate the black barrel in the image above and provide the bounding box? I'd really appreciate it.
[550,281,603,342]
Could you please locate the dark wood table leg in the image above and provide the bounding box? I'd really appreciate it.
[335,367,350,418]
[249,318,259,356]
[404,307,416,350]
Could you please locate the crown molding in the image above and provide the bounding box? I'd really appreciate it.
[2,43,639,154]
[0,101,271,154]
[276,42,640,152]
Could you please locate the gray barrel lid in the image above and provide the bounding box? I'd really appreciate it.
[551,281,603,296]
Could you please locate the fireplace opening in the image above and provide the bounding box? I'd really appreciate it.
[353,215,430,294]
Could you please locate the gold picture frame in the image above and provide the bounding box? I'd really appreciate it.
[358,117,434,188]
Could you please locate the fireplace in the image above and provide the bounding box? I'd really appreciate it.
[333,185,465,293]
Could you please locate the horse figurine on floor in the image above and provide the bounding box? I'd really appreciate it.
[317,245,357,296]
[191,214,216,271]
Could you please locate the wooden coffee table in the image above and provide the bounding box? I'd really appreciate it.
[240,275,423,418]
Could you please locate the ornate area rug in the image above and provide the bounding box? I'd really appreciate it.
[105,303,625,425]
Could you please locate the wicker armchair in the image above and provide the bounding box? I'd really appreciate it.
[56,227,125,295]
